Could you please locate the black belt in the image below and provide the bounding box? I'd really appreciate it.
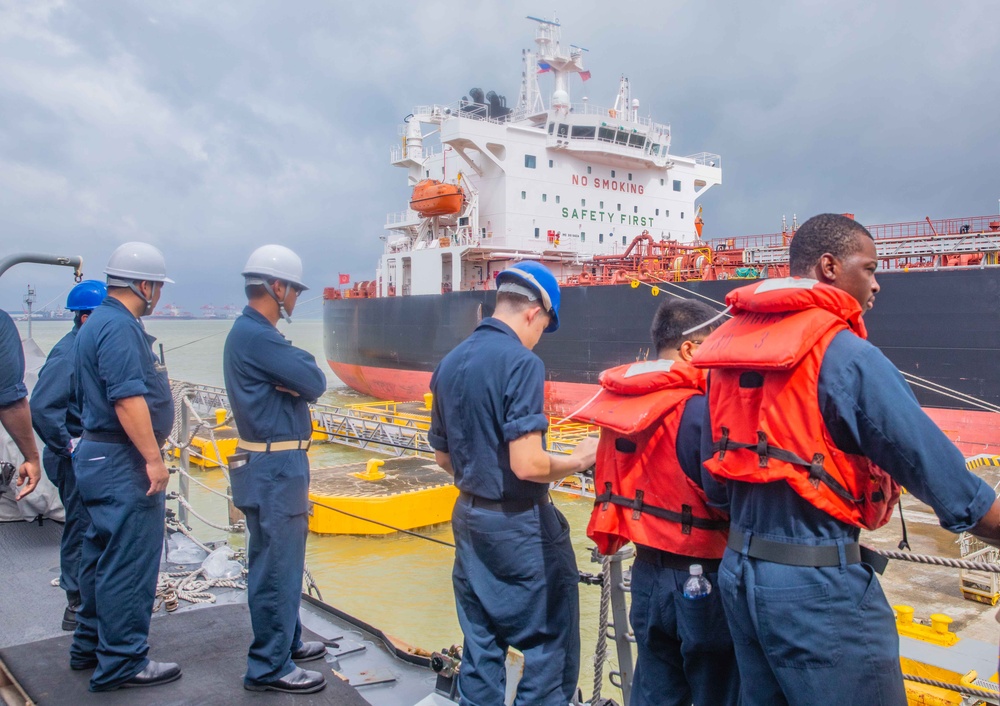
[459,491,550,513]
[728,529,887,574]
[81,431,130,444]
[81,431,167,448]
[635,545,721,573]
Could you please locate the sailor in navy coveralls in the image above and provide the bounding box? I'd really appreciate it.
[224,244,328,694]
[69,243,181,691]
[0,308,42,500]
[429,262,598,706]
[30,280,106,632]
[695,214,1000,706]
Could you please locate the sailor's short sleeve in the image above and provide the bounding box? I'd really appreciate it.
[0,310,27,408]
[501,354,549,442]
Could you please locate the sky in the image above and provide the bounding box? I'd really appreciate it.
[1,0,998,314]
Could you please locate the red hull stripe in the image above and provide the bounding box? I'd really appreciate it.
[327,361,1000,458]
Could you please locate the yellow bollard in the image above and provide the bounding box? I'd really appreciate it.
[352,458,386,481]
[215,408,227,426]
[423,392,434,411]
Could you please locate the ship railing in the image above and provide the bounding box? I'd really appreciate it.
[685,152,722,169]
[869,215,1000,240]
[385,209,421,226]
[389,143,441,163]
[710,214,1000,254]
[412,101,513,127]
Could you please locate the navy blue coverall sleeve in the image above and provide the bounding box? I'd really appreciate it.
[97,320,150,403]
[677,394,729,508]
[428,367,448,452]
[30,338,74,457]
[819,333,995,533]
[501,355,549,442]
[245,331,327,403]
[0,310,27,407]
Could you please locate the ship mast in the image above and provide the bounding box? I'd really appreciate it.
[517,16,587,118]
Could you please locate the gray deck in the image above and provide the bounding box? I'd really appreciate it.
[0,519,453,706]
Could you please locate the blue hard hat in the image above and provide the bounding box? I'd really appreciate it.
[66,280,108,311]
[496,261,561,333]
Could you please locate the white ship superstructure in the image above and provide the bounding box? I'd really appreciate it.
[377,17,722,297]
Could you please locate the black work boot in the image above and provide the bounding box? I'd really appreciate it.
[62,601,81,631]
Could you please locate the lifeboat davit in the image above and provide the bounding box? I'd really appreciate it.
[410,179,464,217]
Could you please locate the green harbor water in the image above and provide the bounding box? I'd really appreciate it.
[17,316,623,696]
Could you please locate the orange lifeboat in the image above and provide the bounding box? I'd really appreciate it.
[409,179,464,217]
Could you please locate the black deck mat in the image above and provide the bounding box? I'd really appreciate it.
[0,603,369,705]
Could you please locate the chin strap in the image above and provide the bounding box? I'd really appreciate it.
[245,276,292,323]
[127,282,154,316]
[109,277,154,316]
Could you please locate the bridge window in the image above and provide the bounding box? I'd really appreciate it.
[557,124,569,137]
[571,125,596,139]
[628,134,645,148]
[598,127,615,142]
[525,155,537,169]
[548,123,555,134]
[615,131,628,145]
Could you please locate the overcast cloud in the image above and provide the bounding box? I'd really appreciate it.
[1,0,998,313]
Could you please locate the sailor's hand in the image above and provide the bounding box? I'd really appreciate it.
[275,385,301,397]
[15,460,40,500]
[146,458,170,496]
[571,436,599,473]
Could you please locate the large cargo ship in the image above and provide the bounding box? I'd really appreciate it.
[324,17,1000,456]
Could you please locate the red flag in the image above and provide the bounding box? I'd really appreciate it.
[339,273,350,285]
[580,70,591,82]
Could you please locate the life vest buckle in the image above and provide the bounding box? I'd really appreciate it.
[599,482,613,510]
[717,427,730,460]
[681,504,693,535]
[756,431,769,468]
[631,490,644,520]
[808,453,825,488]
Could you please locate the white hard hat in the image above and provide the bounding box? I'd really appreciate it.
[242,244,308,291]
[104,242,174,284]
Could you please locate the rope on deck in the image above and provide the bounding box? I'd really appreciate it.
[903,673,1000,702]
[155,566,247,612]
[591,555,612,704]
[873,548,1000,573]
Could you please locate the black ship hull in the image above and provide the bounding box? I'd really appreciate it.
[324,269,1000,454]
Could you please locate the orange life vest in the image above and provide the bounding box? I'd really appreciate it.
[572,359,729,557]
[691,277,900,530]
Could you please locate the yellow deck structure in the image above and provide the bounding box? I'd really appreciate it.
[170,408,238,468]
[308,457,458,535]
[896,605,1000,705]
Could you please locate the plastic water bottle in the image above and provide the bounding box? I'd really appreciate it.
[683,564,712,600]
